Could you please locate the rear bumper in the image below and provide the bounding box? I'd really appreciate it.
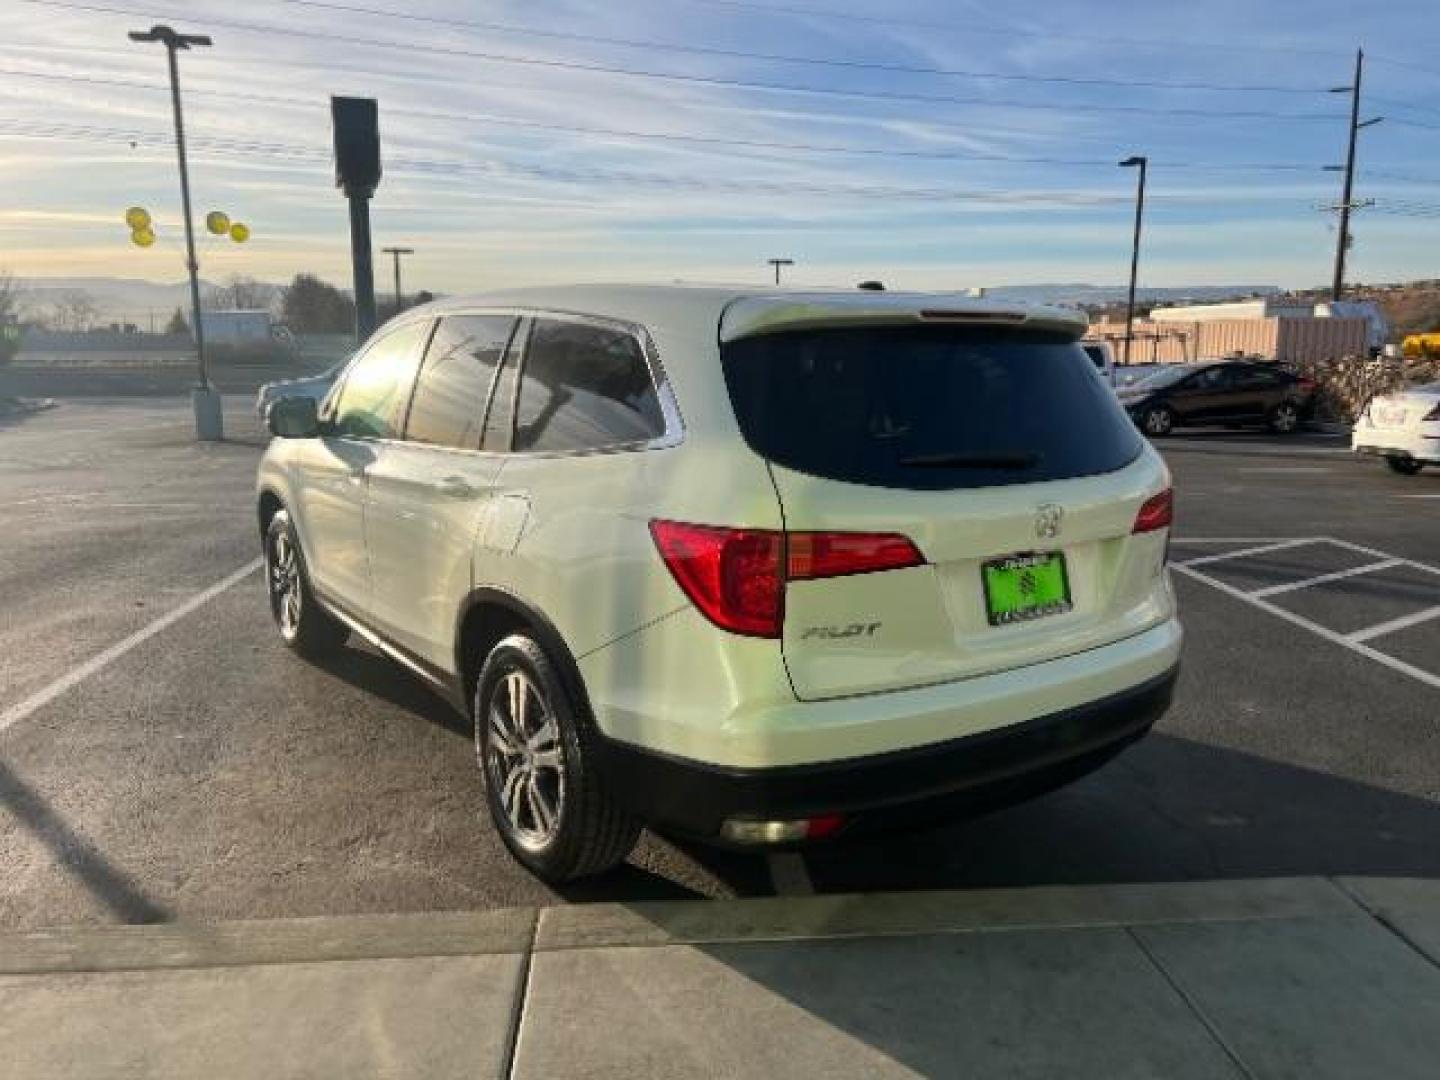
[595,663,1178,842]
[1353,430,1440,463]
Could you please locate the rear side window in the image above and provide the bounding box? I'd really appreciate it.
[403,314,515,450]
[1233,366,1286,389]
[331,319,429,439]
[514,319,665,453]
[722,325,1143,491]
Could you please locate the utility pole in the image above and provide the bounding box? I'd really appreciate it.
[1328,50,1384,301]
[767,257,794,285]
[129,24,220,440]
[382,246,414,314]
[1119,155,1148,368]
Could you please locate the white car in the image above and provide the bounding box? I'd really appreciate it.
[254,358,347,420]
[256,285,1181,882]
[1353,383,1440,475]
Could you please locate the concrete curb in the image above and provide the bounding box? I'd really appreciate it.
[0,877,1382,975]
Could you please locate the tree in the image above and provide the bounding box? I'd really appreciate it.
[164,307,189,336]
[280,273,355,334]
[205,274,275,312]
[47,289,99,332]
[0,271,23,364]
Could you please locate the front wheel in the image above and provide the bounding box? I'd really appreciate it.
[1267,402,1301,434]
[1386,456,1425,476]
[264,509,348,656]
[475,634,640,882]
[1140,405,1174,437]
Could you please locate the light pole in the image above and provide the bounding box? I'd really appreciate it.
[767,257,794,285]
[129,24,220,440]
[1119,155,1148,369]
[1328,50,1383,301]
[382,246,414,315]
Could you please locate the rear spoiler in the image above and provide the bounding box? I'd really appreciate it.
[719,295,1088,343]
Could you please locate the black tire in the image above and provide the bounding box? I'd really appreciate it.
[1386,456,1424,476]
[1267,401,1301,435]
[475,634,640,882]
[264,509,348,656]
[1140,405,1175,437]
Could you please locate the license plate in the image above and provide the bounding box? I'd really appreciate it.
[982,552,1073,627]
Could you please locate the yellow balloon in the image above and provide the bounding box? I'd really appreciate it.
[125,206,151,229]
[229,221,250,243]
[131,227,155,248]
[206,210,230,236]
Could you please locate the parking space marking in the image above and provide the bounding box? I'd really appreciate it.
[1178,538,1320,568]
[0,558,263,736]
[1172,563,1440,690]
[1250,559,1405,599]
[1171,536,1440,691]
[1348,604,1440,644]
[1237,467,1333,475]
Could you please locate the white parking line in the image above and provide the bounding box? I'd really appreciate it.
[0,558,263,736]
[1237,467,1332,475]
[1178,538,1320,568]
[1250,559,1404,599]
[1172,562,1440,690]
[1348,604,1440,644]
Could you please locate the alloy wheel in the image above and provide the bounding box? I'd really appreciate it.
[1272,404,1299,433]
[1144,408,1172,436]
[484,668,565,851]
[269,530,302,637]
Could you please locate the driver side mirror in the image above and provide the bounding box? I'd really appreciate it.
[267,395,321,438]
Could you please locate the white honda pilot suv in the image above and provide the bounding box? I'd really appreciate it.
[257,285,1181,882]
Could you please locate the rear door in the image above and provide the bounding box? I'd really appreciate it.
[1228,364,1285,420]
[1170,365,1234,423]
[721,323,1172,701]
[363,312,517,667]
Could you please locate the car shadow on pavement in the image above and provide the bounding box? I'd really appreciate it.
[0,759,170,924]
[796,733,1440,893]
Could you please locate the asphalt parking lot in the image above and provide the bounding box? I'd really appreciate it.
[1,394,1437,929]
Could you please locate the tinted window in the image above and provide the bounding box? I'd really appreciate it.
[722,326,1143,491]
[1233,366,1285,389]
[1083,345,1107,370]
[1187,366,1231,391]
[331,320,428,439]
[403,315,515,450]
[514,319,665,453]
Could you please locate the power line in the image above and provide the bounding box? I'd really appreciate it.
[0,66,1341,174]
[12,0,1349,123]
[0,117,1338,208]
[255,0,1326,96]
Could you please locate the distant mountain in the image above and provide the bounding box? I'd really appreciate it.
[18,276,282,325]
[980,284,1282,308]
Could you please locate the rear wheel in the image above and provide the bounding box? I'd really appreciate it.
[264,509,348,656]
[475,634,640,882]
[1267,401,1300,434]
[1140,405,1174,437]
[1386,456,1424,476]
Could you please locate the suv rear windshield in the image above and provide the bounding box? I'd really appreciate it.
[721,325,1143,491]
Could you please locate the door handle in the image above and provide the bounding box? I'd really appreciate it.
[437,475,475,499]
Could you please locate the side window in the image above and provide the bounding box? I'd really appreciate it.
[1191,366,1230,391]
[513,319,666,453]
[331,320,429,439]
[403,314,516,450]
[1234,366,1282,389]
[481,319,527,452]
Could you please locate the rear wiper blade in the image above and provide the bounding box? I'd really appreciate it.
[897,451,1040,469]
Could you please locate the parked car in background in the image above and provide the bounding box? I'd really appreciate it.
[1082,341,1115,383]
[1117,360,1314,436]
[256,285,1180,882]
[1352,382,1440,475]
[255,357,348,420]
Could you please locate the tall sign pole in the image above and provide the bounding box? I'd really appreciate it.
[1119,155,1148,369]
[129,24,221,440]
[332,97,382,342]
[1328,50,1383,301]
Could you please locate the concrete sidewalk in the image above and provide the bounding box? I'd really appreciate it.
[3,877,1439,1079]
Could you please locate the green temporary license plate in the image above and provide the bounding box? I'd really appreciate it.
[982,552,1073,627]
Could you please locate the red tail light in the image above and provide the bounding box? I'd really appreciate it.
[787,531,925,580]
[650,521,925,638]
[1133,488,1174,534]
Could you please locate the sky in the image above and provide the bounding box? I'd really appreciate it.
[3,0,1439,299]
